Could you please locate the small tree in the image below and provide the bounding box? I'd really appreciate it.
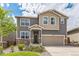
[0,7,16,46]
[0,46,3,54]
[10,45,14,52]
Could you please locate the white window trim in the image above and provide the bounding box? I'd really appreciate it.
[50,16,56,25]
[20,18,30,27]
[42,16,49,25]
[20,31,30,39]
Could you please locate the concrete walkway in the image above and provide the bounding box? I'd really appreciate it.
[3,46,19,53]
[45,46,79,56]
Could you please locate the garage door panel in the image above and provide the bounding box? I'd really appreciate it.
[42,35,64,46]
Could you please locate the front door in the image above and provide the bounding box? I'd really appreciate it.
[33,30,39,44]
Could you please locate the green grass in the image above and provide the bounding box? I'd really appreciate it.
[0,52,41,56]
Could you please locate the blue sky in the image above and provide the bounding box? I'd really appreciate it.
[1,3,22,16]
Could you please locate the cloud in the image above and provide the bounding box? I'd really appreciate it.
[6,3,10,7]
[19,3,68,16]
[0,3,10,7]
[12,14,16,24]
[18,3,22,6]
[0,3,4,7]
[18,3,79,31]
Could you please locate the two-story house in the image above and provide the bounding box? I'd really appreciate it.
[16,10,68,46]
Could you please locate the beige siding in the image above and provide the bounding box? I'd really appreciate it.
[39,12,60,30]
[42,35,65,46]
[68,33,79,42]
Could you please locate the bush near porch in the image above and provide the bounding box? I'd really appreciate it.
[18,44,25,51]
[17,40,46,53]
[17,43,45,53]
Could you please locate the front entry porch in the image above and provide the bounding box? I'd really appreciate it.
[29,24,44,45]
[31,30,41,44]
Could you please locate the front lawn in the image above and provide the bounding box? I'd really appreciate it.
[0,52,40,56]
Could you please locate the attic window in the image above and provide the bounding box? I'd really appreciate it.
[43,16,48,24]
[51,17,56,24]
[61,18,65,24]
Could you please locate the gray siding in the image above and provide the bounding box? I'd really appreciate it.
[30,18,39,25]
[17,17,38,38]
[17,17,38,27]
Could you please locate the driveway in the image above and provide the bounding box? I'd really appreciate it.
[45,46,79,56]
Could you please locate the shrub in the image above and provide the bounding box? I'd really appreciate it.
[18,44,25,51]
[10,45,14,52]
[32,46,44,53]
[0,52,40,56]
[18,40,24,44]
[0,46,3,54]
[27,45,45,53]
[24,46,30,51]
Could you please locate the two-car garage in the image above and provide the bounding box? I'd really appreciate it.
[42,35,65,46]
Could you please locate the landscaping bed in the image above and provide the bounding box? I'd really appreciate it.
[0,52,40,56]
[0,43,50,56]
[24,45,46,53]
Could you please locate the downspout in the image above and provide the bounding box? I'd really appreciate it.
[65,18,67,45]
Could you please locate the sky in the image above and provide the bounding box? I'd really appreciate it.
[0,3,79,31]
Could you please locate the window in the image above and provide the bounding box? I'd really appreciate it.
[20,18,30,26]
[43,16,48,24]
[61,18,65,24]
[20,31,29,39]
[51,17,55,24]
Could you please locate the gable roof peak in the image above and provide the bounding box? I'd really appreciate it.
[38,9,68,19]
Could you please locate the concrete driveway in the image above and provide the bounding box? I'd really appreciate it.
[45,46,79,56]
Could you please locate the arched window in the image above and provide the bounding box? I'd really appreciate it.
[43,16,48,24]
[50,17,56,24]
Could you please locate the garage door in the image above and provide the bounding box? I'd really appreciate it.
[42,35,65,46]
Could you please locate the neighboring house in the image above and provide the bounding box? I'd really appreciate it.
[0,32,16,48]
[67,27,79,43]
[15,9,68,46]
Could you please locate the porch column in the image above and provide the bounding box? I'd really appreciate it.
[40,29,42,45]
[29,29,32,46]
[38,30,41,44]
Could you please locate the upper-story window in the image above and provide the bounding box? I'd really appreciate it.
[20,18,30,26]
[20,31,29,39]
[43,16,48,24]
[50,17,56,24]
[61,18,65,24]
